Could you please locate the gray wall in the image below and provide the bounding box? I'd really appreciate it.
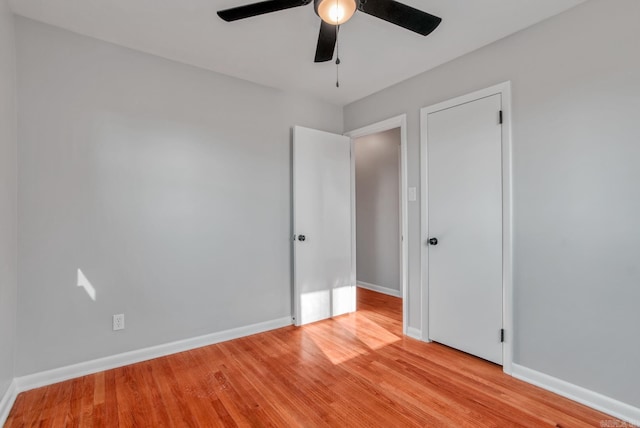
[345,0,640,408]
[0,0,17,398]
[15,17,343,376]
[355,128,400,292]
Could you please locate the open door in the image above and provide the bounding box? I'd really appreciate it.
[293,126,354,326]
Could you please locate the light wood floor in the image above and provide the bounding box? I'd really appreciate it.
[6,288,616,427]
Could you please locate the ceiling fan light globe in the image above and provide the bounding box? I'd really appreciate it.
[316,0,356,25]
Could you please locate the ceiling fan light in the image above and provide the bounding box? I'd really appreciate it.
[316,0,357,25]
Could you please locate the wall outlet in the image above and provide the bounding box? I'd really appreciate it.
[113,314,125,331]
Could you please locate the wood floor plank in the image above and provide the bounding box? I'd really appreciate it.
[77,375,95,427]
[5,288,623,427]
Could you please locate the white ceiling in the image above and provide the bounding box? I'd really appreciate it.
[9,0,586,105]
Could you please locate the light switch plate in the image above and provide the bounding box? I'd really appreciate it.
[408,187,417,202]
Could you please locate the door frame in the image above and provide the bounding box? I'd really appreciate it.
[345,114,409,336]
[420,82,513,374]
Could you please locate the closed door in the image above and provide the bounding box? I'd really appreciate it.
[293,126,354,326]
[426,94,503,364]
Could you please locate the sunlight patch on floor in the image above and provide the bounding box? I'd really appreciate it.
[335,314,400,351]
[302,319,370,365]
[301,313,400,365]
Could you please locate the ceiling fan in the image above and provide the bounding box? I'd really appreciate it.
[217,0,442,63]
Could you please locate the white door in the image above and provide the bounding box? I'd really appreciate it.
[293,126,354,326]
[426,94,503,364]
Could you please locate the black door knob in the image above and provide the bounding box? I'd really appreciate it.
[298,235,306,242]
[428,237,438,246]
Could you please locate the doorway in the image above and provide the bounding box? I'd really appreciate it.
[420,82,513,372]
[346,115,408,335]
[354,128,401,298]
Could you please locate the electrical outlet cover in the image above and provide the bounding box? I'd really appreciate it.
[113,314,125,331]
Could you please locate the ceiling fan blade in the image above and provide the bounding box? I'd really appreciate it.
[218,0,310,22]
[359,0,442,36]
[314,21,337,63]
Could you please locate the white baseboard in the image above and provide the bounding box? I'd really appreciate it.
[512,364,640,426]
[0,379,18,426]
[357,281,402,298]
[15,316,292,393]
[406,326,422,340]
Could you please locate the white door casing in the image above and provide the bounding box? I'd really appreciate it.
[420,82,513,371]
[293,126,354,326]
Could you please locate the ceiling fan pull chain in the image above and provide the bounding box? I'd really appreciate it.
[336,24,341,87]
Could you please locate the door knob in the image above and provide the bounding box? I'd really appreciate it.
[298,235,306,242]
[428,237,438,246]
